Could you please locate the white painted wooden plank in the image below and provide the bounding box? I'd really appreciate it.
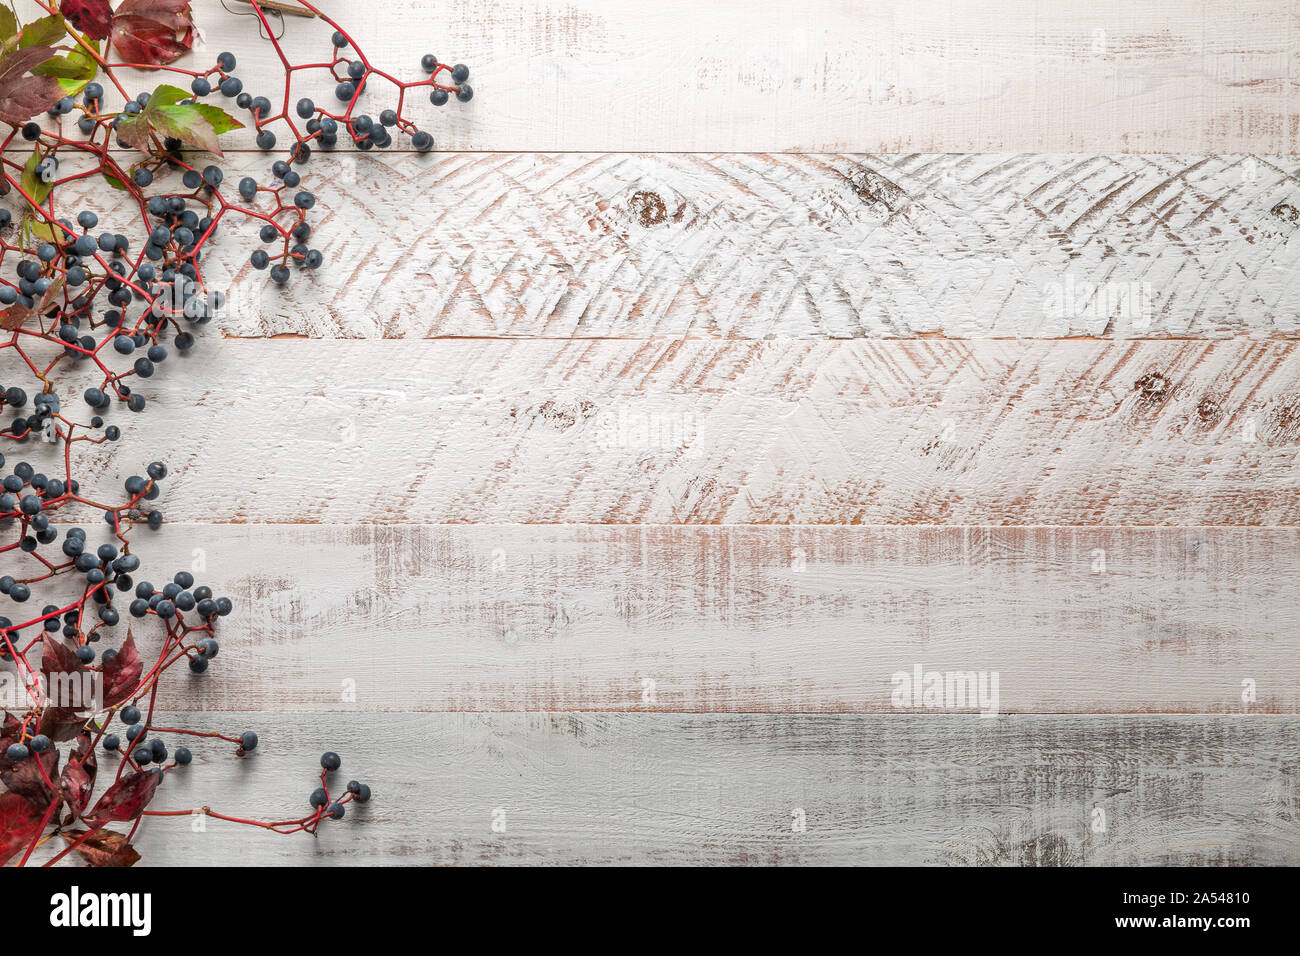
[16,524,1288,714]
[14,0,1297,153]
[86,713,1300,865]
[20,152,1291,340]
[14,338,1299,525]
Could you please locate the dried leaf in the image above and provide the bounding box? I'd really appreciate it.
[1,270,67,331]
[85,768,161,825]
[0,792,47,865]
[61,828,141,867]
[60,0,113,40]
[110,0,194,66]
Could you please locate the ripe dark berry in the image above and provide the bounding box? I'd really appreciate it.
[28,734,51,753]
[121,705,141,724]
[241,731,258,752]
[174,746,192,765]
[320,751,341,772]
[451,63,470,83]
[103,734,120,751]
[6,743,29,762]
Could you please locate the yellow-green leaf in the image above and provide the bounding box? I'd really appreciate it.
[19,14,66,50]
[0,8,18,43]
[117,83,243,156]
[33,35,99,96]
[194,102,243,137]
[20,150,54,207]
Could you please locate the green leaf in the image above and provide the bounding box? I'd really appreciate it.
[116,83,243,156]
[19,14,66,50]
[0,8,17,43]
[193,102,243,137]
[18,214,59,249]
[20,150,54,207]
[32,35,99,96]
[102,169,125,190]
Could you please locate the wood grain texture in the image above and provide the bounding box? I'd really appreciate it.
[174,152,1300,340]
[15,0,1296,153]
[87,713,1299,865]
[9,152,1300,339]
[35,524,1290,714]
[5,0,1298,868]
[32,338,1300,525]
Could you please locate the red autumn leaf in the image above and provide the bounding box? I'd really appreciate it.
[61,828,141,867]
[0,46,65,124]
[61,0,113,40]
[0,792,47,866]
[41,635,87,682]
[110,0,194,66]
[59,733,98,817]
[102,631,143,707]
[0,737,60,806]
[38,707,90,743]
[85,768,161,825]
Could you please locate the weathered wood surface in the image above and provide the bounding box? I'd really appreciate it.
[15,0,1295,153]
[10,152,1300,339]
[17,524,1285,714]
[88,713,1298,865]
[27,338,1298,525]
[3,0,1299,868]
